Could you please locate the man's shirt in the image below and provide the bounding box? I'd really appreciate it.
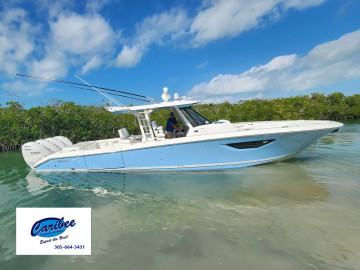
[166,117,177,132]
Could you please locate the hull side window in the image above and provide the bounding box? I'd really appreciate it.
[227,139,275,149]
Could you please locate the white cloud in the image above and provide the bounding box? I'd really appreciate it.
[301,29,360,68]
[201,93,264,104]
[188,0,327,47]
[190,73,269,96]
[35,0,75,20]
[81,55,102,74]
[114,0,328,67]
[115,8,190,68]
[196,61,208,69]
[30,51,68,78]
[189,0,278,47]
[30,12,116,79]
[259,54,297,71]
[85,0,111,13]
[188,29,360,99]
[115,46,142,68]
[2,80,48,97]
[190,55,297,96]
[1,6,117,96]
[50,13,115,54]
[133,8,189,46]
[284,0,326,10]
[0,8,36,75]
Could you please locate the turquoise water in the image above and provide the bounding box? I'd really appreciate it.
[0,121,359,270]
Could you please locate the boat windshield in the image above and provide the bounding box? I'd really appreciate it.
[180,107,212,127]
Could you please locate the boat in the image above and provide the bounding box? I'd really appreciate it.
[21,86,343,172]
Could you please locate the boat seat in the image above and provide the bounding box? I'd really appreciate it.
[118,128,141,144]
[129,135,143,142]
[118,128,130,139]
[151,121,165,138]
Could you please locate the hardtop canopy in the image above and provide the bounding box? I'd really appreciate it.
[106,100,199,114]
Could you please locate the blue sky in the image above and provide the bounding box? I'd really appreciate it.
[0,0,359,108]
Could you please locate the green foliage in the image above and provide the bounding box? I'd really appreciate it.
[195,92,360,122]
[0,100,138,151]
[0,93,359,151]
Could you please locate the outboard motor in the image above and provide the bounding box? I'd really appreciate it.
[44,138,64,149]
[22,142,53,169]
[54,136,73,147]
[22,136,73,169]
[36,139,60,152]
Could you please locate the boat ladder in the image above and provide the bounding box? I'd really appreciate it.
[136,112,155,141]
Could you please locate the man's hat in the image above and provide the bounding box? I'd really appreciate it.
[170,112,174,116]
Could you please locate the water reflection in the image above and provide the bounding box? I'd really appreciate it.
[22,164,345,270]
[224,164,329,206]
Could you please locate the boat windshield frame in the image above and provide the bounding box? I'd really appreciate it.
[179,106,212,127]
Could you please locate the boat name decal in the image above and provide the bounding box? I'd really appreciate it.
[31,217,76,238]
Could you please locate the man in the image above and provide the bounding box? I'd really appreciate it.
[166,112,181,139]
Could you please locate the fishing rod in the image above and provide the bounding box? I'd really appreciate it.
[66,85,151,103]
[74,75,124,107]
[15,73,156,102]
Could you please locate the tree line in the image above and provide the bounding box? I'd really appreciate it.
[0,92,359,151]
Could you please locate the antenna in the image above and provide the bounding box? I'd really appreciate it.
[15,73,156,103]
[66,85,151,103]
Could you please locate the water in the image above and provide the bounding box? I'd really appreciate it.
[0,121,359,270]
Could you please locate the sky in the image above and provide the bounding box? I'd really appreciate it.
[0,0,359,108]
